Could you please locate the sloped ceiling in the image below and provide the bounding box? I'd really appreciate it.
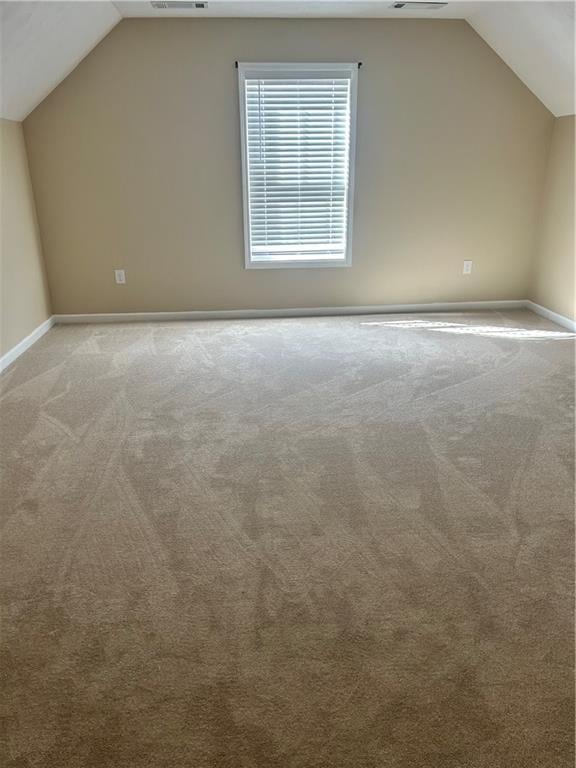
[0,1,121,121]
[0,0,574,121]
[467,1,575,116]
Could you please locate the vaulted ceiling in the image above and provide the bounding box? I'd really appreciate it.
[467,1,574,117]
[1,1,121,121]
[0,1,574,121]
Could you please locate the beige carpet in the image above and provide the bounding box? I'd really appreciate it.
[1,309,574,767]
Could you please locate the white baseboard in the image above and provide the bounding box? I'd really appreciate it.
[525,301,576,332]
[53,300,526,324]
[2,300,571,374]
[0,316,54,373]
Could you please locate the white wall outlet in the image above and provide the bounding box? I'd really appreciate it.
[463,260,473,275]
[114,269,126,285]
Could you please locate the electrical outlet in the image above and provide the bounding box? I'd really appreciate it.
[463,260,473,275]
[115,269,126,285]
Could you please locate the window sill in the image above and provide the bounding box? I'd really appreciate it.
[245,259,352,270]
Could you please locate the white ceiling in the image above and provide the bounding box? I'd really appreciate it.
[0,0,574,121]
[114,0,481,19]
[0,1,121,121]
[467,1,575,115]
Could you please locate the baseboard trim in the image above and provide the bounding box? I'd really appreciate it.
[1,301,571,373]
[53,300,527,324]
[0,316,54,373]
[525,301,576,332]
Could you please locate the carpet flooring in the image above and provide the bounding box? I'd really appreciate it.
[0,309,574,768]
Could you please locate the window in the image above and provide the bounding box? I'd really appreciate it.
[238,62,358,269]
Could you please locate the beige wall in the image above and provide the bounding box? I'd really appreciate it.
[531,115,575,321]
[0,118,51,356]
[24,19,553,314]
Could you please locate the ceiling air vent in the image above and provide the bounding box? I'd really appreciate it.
[391,2,448,9]
[151,1,208,9]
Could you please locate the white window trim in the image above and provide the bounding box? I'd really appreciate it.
[238,62,359,270]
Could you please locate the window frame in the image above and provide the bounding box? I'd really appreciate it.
[238,62,359,270]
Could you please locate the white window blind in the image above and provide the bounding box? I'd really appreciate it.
[238,63,358,268]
